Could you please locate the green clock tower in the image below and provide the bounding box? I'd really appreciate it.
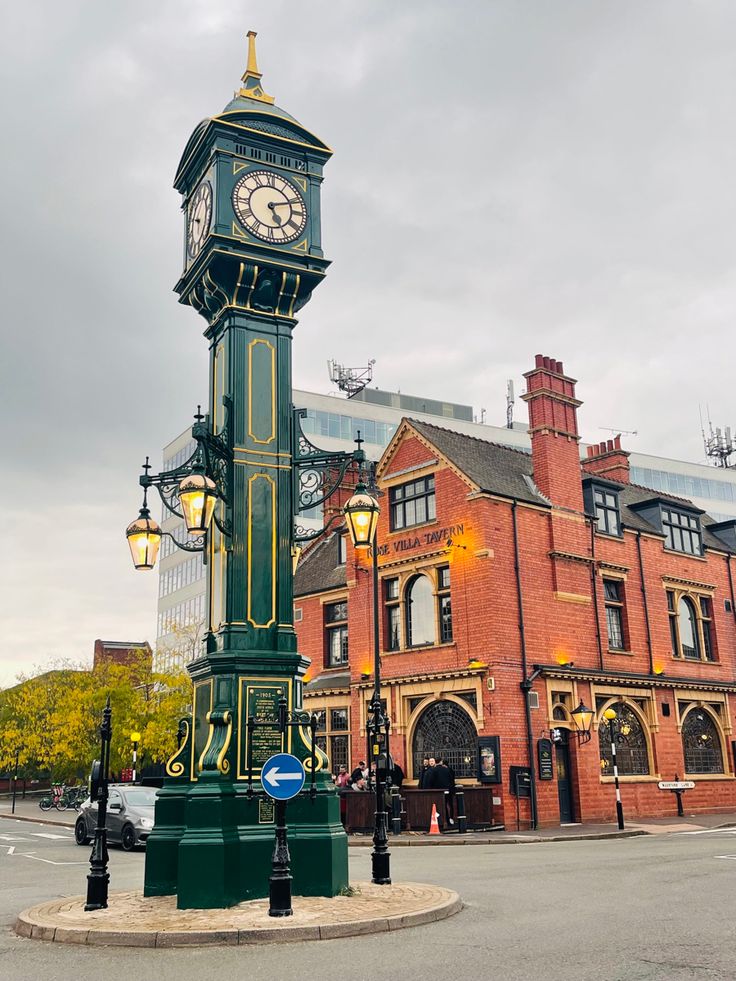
[142,32,348,909]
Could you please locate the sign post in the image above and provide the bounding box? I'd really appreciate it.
[261,753,306,917]
[658,777,695,817]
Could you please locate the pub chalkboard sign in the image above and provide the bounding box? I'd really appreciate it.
[537,738,554,781]
[509,765,532,798]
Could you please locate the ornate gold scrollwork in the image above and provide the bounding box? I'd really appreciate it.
[165,719,191,778]
[198,710,233,775]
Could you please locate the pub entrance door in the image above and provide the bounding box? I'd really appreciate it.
[555,730,575,823]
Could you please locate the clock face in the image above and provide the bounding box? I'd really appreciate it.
[232,170,307,244]
[187,181,212,258]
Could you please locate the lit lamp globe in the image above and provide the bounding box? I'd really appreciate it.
[178,471,217,535]
[130,731,141,745]
[343,487,380,548]
[571,699,595,739]
[603,708,617,723]
[126,508,162,571]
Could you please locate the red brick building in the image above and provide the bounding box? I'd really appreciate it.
[93,639,152,672]
[294,355,736,826]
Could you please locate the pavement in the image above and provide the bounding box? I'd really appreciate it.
[3,796,735,844]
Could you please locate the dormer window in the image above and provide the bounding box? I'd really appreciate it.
[594,488,621,536]
[583,480,621,537]
[662,507,702,556]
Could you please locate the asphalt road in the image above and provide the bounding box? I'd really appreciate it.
[1,817,735,981]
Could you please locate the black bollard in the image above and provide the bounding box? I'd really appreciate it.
[85,696,112,911]
[455,789,468,834]
[390,787,402,835]
[269,800,293,917]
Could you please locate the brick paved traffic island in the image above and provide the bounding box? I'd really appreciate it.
[15,882,462,947]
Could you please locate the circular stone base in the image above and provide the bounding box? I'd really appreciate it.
[15,882,461,947]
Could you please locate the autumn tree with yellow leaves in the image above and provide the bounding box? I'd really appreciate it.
[0,653,191,782]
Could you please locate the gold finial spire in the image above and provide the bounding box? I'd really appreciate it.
[236,30,275,105]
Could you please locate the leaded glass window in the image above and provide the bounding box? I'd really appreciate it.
[598,704,650,776]
[411,700,477,779]
[682,710,723,774]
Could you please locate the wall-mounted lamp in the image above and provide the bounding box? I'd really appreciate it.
[570,699,595,743]
[555,652,574,667]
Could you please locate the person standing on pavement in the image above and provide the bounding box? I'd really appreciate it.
[417,757,430,788]
[436,758,456,825]
[336,765,350,788]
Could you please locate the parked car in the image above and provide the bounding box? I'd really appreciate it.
[74,785,157,851]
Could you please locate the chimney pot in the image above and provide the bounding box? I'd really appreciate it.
[614,435,621,449]
[543,356,551,369]
[535,354,544,368]
[607,439,614,452]
[556,361,563,374]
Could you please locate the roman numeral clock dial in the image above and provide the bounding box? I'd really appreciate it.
[232,170,307,243]
[187,181,213,259]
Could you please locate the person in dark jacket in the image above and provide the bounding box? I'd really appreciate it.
[436,758,456,825]
[418,757,431,788]
[422,757,438,789]
[392,761,404,789]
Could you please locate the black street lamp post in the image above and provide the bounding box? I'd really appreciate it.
[603,707,625,830]
[344,453,391,885]
[85,696,112,912]
[11,749,19,815]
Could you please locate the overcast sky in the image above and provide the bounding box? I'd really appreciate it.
[2,1,735,686]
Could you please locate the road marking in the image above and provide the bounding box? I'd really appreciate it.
[17,852,86,866]
[0,834,30,842]
[673,828,736,836]
[6,846,15,855]
[30,832,70,840]
[714,854,736,860]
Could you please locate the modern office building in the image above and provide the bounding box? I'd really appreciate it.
[155,381,736,672]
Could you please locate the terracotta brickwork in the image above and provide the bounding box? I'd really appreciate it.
[294,355,736,827]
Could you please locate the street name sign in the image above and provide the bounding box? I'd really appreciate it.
[261,753,305,801]
[658,781,695,791]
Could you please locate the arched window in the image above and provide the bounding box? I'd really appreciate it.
[682,710,724,774]
[411,700,477,778]
[598,703,650,776]
[405,575,435,647]
[678,598,700,660]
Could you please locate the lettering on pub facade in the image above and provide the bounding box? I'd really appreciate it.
[294,354,736,826]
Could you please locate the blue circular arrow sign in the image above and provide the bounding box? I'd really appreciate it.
[261,753,306,801]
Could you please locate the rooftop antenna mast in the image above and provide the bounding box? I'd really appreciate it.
[701,407,734,468]
[327,359,376,399]
[599,427,638,438]
[506,379,515,429]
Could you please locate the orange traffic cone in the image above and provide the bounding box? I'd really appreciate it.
[429,803,441,835]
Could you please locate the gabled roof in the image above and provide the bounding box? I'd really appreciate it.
[402,419,547,506]
[294,533,347,599]
[400,419,734,554]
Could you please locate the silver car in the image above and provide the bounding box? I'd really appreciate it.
[74,785,157,851]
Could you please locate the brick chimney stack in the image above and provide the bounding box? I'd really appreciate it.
[582,436,630,484]
[521,355,584,511]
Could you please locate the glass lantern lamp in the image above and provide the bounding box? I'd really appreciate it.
[343,485,380,549]
[126,507,162,570]
[178,470,218,535]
